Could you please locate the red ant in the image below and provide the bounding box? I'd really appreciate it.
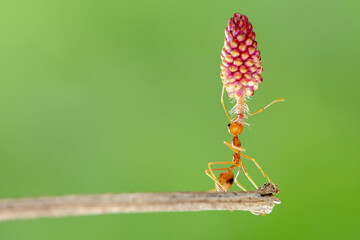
[205,85,284,192]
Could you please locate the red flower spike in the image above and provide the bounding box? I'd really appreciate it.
[220,13,263,98]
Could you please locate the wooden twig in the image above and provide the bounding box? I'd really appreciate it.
[0,184,281,221]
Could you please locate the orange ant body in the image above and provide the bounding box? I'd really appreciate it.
[205,85,284,192]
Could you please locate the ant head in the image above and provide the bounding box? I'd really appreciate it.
[217,170,234,192]
[228,122,243,136]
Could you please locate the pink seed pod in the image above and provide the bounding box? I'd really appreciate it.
[220,13,263,98]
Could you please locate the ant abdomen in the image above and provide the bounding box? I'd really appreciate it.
[217,170,234,192]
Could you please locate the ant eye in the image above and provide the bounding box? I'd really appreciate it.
[228,124,231,127]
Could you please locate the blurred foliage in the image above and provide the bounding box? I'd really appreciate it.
[0,0,359,239]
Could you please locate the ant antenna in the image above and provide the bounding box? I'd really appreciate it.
[245,98,285,118]
[221,83,232,122]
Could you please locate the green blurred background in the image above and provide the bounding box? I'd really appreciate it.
[0,0,359,239]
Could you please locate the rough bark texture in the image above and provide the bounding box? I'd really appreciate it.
[0,184,280,221]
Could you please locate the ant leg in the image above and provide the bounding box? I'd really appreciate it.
[206,161,233,191]
[245,98,284,118]
[206,162,234,183]
[223,141,270,186]
[240,153,272,183]
[221,83,232,122]
[209,167,233,171]
[241,162,258,189]
[234,165,247,191]
[205,169,223,191]
[223,141,246,152]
